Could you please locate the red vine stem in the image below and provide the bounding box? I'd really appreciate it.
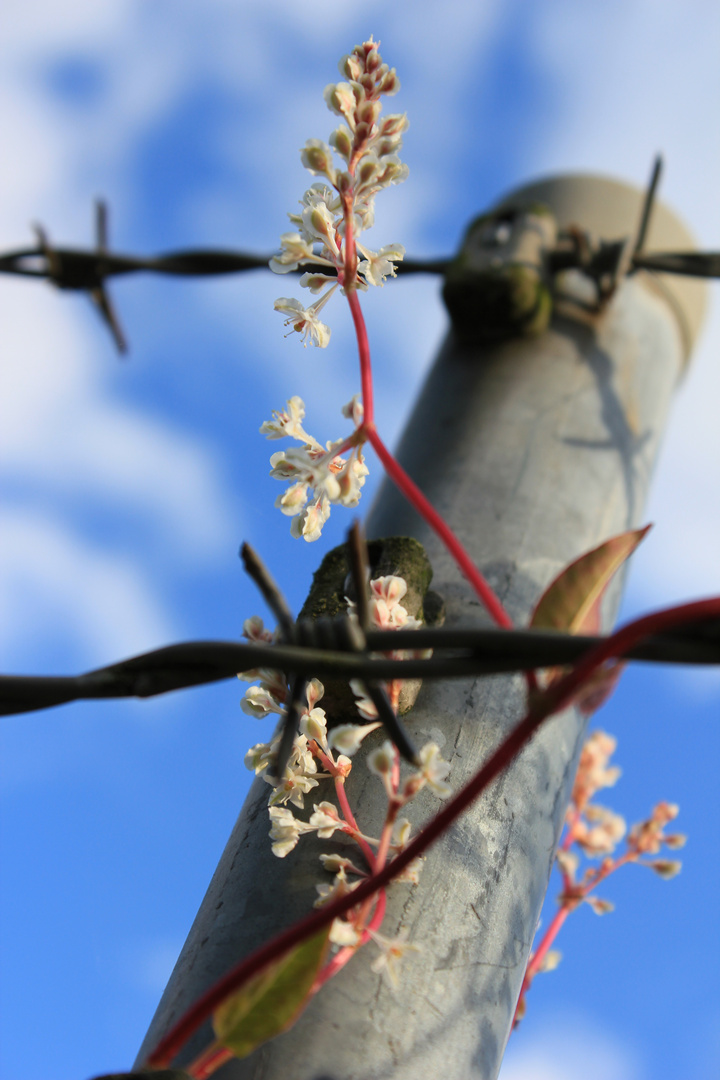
[187,1042,235,1080]
[346,285,513,632]
[146,597,720,1069]
[368,427,514,630]
[347,289,374,427]
[334,775,376,869]
[346,287,541,693]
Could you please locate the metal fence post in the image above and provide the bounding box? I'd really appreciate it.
[135,174,706,1079]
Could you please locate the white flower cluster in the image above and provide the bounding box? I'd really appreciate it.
[240,573,452,968]
[240,574,451,851]
[260,395,368,542]
[270,37,408,347]
[243,674,368,858]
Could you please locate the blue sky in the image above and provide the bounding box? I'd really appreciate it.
[1,3,719,1079]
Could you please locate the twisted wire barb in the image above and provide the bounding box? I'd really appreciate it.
[2,617,718,718]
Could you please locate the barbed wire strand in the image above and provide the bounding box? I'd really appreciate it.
[1,197,718,353]
[1,616,718,718]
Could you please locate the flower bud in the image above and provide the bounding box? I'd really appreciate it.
[336,170,353,196]
[648,859,682,879]
[275,481,309,516]
[300,139,336,182]
[378,157,409,186]
[324,81,356,118]
[356,153,381,190]
[368,741,394,777]
[339,53,362,81]
[329,125,353,159]
[329,721,381,756]
[358,99,381,126]
[381,113,409,136]
[380,70,399,95]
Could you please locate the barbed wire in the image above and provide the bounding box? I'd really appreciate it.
[1,189,718,352]
[2,615,718,719]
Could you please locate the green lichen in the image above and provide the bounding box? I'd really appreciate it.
[298,536,433,624]
[442,202,555,344]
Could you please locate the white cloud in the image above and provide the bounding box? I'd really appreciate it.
[0,279,235,559]
[500,1013,643,1080]
[0,508,174,669]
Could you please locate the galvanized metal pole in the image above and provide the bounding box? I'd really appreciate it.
[135,175,706,1079]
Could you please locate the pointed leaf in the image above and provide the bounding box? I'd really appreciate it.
[531,526,651,636]
[212,928,332,1060]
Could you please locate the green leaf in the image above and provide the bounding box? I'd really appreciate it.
[212,928,332,1060]
[531,526,651,636]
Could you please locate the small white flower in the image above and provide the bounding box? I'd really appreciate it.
[242,615,274,643]
[269,232,319,275]
[328,721,382,756]
[275,480,310,517]
[300,138,337,184]
[341,394,364,427]
[335,451,368,508]
[300,706,329,748]
[274,296,333,348]
[290,494,331,543]
[394,857,424,885]
[329,919,362,946]
[646,859,682,879]
[306,679,325,710]
[268,769,319,810]
[369,928,421,990]
[391,817,412,848]
[555,848,579,879]
[299,271,339,294]
[319,853,364,875]
[309,801,346,838]
[367,740,395,778]
[268,806,313,858]
[417,742,452,799]
[301,199,341,258]
[323,81,357,122]
[244,740,277,776]
[538,949,562,973]
[585,896,615,915]
[329,125,353,159]
[350,679,379,720]
[241,685,286,719]
[259,396,319,445]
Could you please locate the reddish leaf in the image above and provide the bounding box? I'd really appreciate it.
[573,661,626,716]
[531,526,651,636]
[212,927,331,1060]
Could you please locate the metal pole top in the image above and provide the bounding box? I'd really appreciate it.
[494,172,708,361]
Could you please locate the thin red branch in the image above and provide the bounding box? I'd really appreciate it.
[347,289,374,427]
